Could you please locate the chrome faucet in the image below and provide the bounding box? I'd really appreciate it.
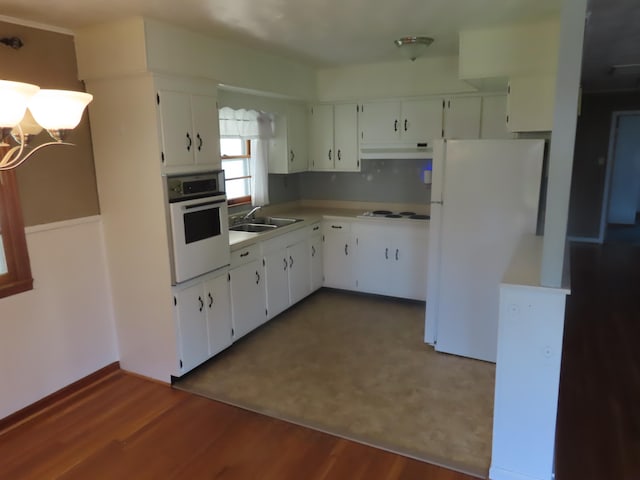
[243,206,262,221]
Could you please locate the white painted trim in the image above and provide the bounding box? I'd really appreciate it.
[598,111,640,243]
[0,15,74,35]
[25,215,101,235]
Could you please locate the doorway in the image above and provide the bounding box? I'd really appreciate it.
[601,112,640,244]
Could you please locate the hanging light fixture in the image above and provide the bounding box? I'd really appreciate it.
[0,79,93,170]
[394,36,435,62]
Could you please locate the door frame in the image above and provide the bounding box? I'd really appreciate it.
[598,111,640,242]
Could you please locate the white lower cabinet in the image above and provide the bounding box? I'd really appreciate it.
[263,228,313,320]
[173,269,232,375]
[229,245,267,340]
[322,220,356,290]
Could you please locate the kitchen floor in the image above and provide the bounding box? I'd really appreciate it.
[175,289,495,478]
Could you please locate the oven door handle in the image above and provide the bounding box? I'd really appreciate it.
[181,199,227,213]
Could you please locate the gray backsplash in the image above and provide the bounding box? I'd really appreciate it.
[297,159,431,205]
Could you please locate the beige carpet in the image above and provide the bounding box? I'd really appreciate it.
[175,289,495,478]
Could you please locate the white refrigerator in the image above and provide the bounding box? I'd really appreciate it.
[425,139,544,363]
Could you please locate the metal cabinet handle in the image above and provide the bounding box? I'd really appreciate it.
[255,271,260,284]
[208,292,213,308]
[186,132,192,151]
[331,225,342,229]
[337,149,341,161]
[196,133,203,151]
[240,251,249,257]
[313,226,320,231]
[198,296,204,312]
[312,245,316,257]
[345,244,349,256]
[328,149,332,160]
[395,249,399,261]
[394,120,398,132]
[290,150,295,162]
[284,257,288,271]
[404,119,408,131]
[289,256,294,268]
[385,247,388,259]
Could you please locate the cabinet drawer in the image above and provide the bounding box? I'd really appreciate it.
[231,244,260,267]
[323,220,352,233]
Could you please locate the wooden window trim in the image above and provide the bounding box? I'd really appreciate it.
[221,139,252,206]
[0,170,33,299]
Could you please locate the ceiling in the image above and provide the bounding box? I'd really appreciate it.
[0,0,638,92]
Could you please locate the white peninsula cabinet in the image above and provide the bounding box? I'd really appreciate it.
[157,77,221,172]
[353,222,428,300]
[229,244,267,340]
[173,269,232,375]
[359,99,443,147]
[309,103,359,172]
[269,103,308,174]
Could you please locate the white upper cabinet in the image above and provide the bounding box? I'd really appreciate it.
[507,74,557,132]
[309,103,359,172]
[269,103,308,174]
[480,95,514,139]
[359,99,443,147]
[157,88,221,171]
[443,97,482,139]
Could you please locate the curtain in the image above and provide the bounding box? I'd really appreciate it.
[252,112,275,206]
[218,107,274,207]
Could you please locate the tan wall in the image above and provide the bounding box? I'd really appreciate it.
[0,21,99,226]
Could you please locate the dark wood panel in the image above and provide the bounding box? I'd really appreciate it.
[0,371,476,480]
[555,243,640,480]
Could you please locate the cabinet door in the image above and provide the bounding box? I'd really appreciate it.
[389,226,428,301]
[288,103,308,173]
[204,273,232,356]
[191,94,221,168]
[230,260,267,340]
[175,283,209,373]
[158,90,194,167]
[359,101,400,144]
[334,103,360,172]
[309,104,334,170]
[288,239,311,304]
[353,223,391,295]
[401,99,443,144]
[264,249,290,320]
[309,234,323,292]
[480,95,513,139]
[507,74,556,132]
[323,224,356,290]
[444,97,481,139]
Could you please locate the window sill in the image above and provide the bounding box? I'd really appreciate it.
[0,277,34,299]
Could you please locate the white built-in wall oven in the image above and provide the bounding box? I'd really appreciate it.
[165,170,230,285]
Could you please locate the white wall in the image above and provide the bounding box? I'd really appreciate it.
[0,217,118,419]
[316,56,476,102]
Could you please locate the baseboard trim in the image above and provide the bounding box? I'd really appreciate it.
[0,361,120,434]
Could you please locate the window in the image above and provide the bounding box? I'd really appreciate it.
[221,138,252,205]
[0,170,33,298]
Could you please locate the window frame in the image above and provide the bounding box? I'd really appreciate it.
[0,169,33,299]
[221,139,252,206]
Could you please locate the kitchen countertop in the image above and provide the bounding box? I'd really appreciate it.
[229,201,430,251]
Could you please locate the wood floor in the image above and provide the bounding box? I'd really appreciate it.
[555,243,640,480]
[0,371,475,480]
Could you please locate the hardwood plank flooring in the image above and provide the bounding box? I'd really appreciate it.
[555,243,640,480]
[0,371,476,480]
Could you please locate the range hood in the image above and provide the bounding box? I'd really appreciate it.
[360,142,433,160]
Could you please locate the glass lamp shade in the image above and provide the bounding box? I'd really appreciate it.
[0,80,40,127]
[12,109,43,137]
[28,89,93,130]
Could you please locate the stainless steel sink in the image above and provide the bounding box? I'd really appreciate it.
[229,223,278,233]
[251,217,303,227]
